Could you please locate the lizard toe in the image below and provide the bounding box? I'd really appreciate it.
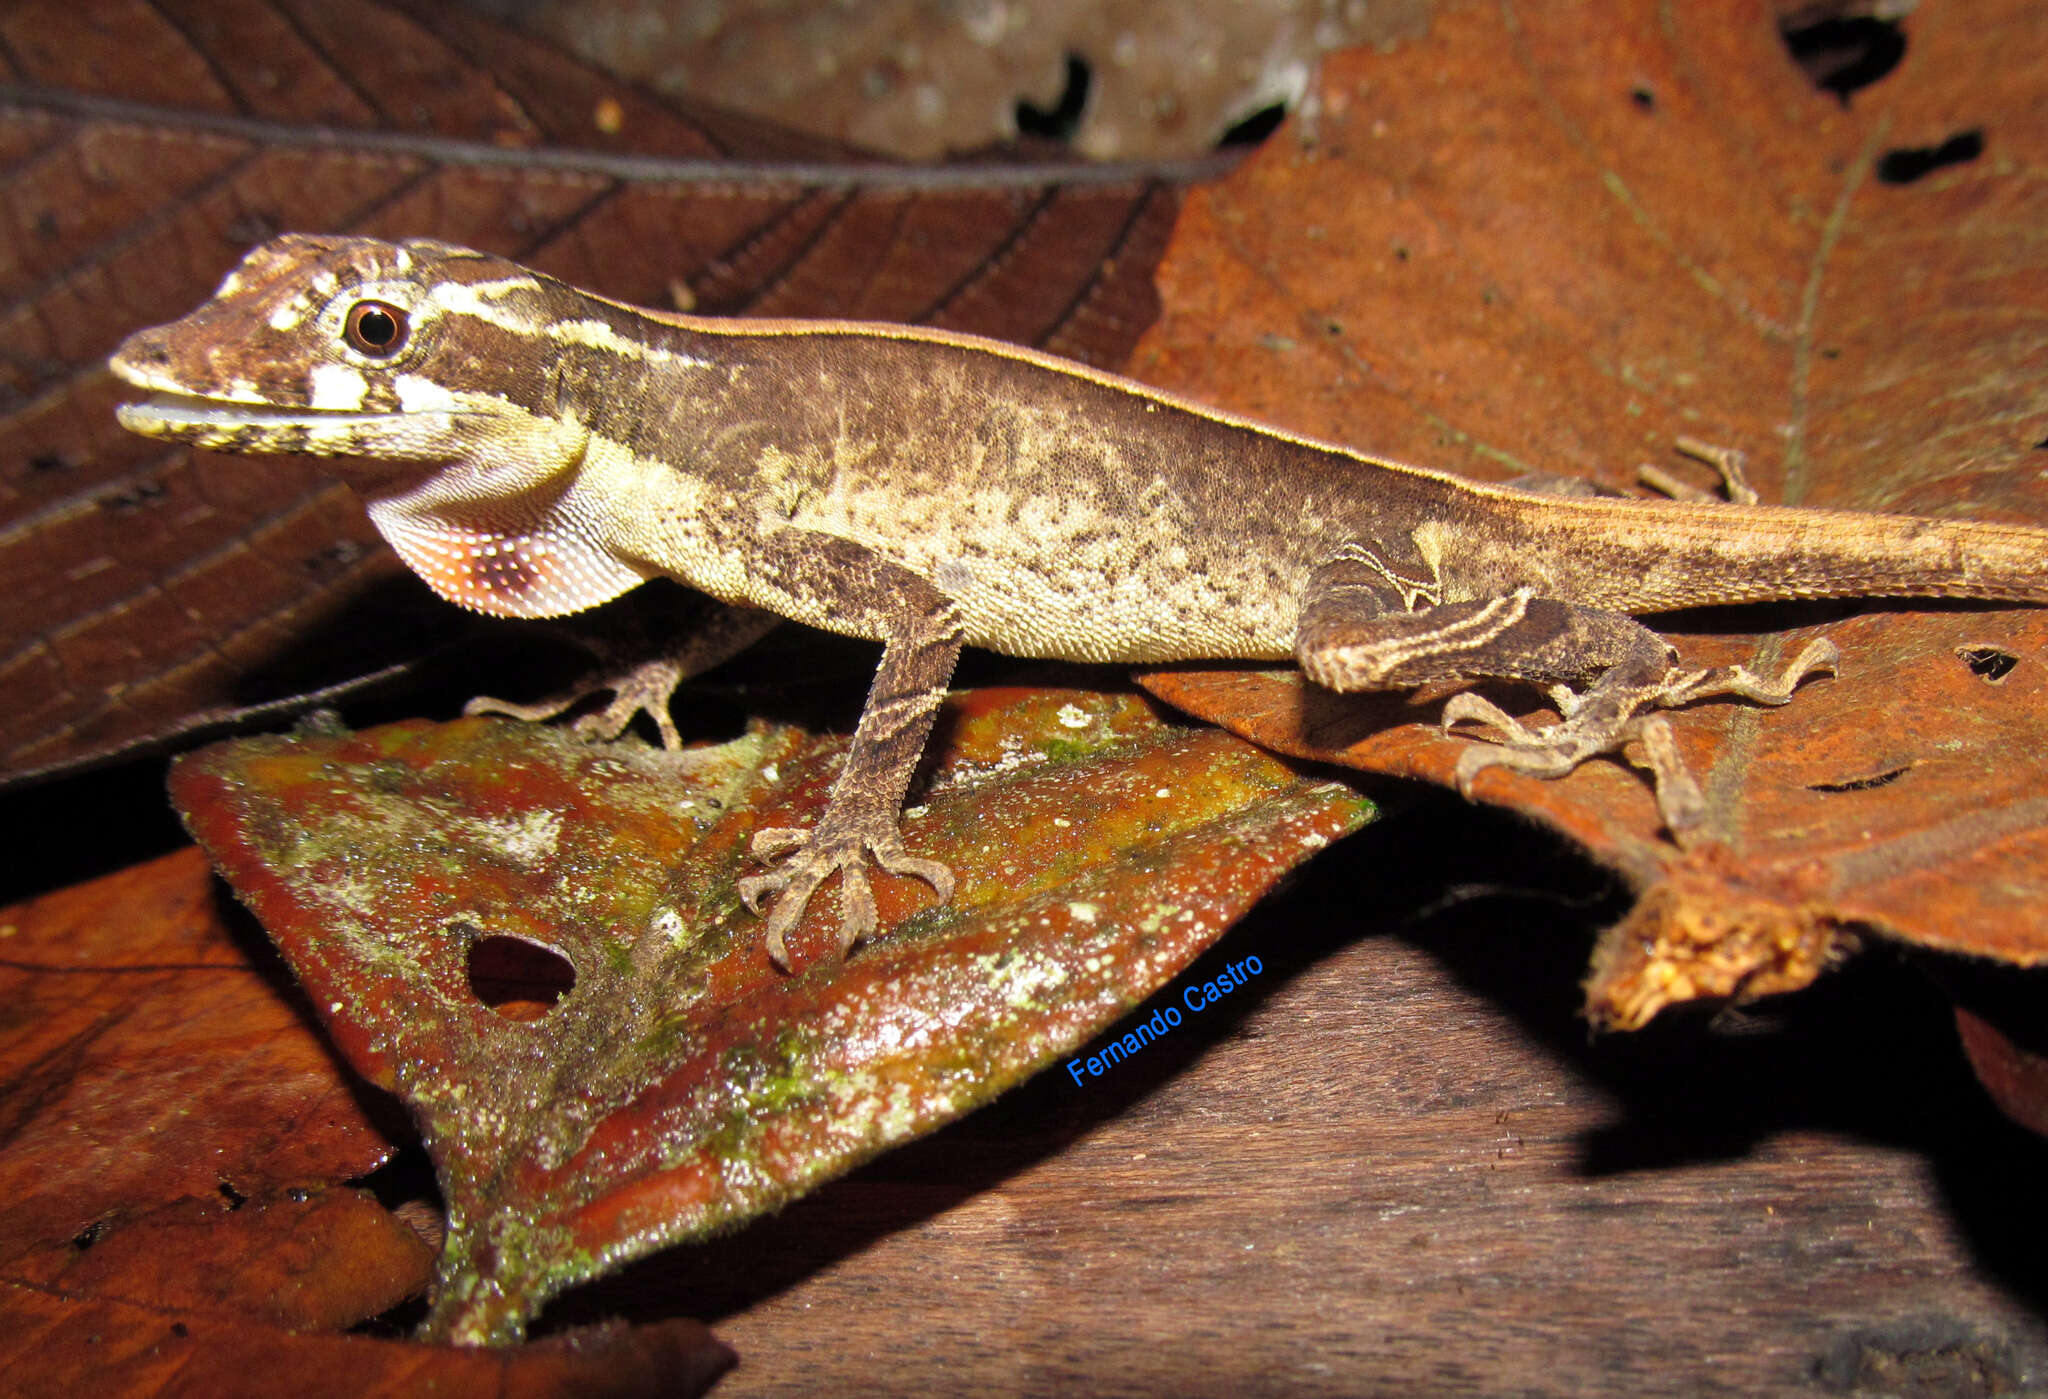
[1441,691,1537,743]
[1451,743,1508,799]
[835,869,880,954]
[868,842,955,904]
[752,853,839,967]
[737,868,789,916]
[749,826,813,860]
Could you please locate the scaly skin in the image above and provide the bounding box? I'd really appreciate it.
[110,235,2048,962]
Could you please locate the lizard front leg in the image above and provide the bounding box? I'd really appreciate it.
[735,534,964,968]
[465,600,779,748]
[1295,554,1834,832]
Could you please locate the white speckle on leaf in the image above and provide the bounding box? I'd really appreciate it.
[472,809,562,864]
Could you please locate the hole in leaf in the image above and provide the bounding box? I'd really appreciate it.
[1629,84,1657,112]
[1218,102,1287,147]
[1778,11,1907,101]
[71,1218,110,1251]
[1016,53,1090,143]
[1876,129,1985,185]
[467,933,576,1020]
[1807,764,1912,794]
[217,1180,246,1210]
[170,1322,189,1338]
[1956,645,2018,683]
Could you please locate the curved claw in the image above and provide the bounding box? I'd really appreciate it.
[739,824,954,969]
[1451,742,1502,800]
[736,868,788,917]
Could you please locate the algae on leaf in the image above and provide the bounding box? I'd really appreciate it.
[170,689,1371,1342]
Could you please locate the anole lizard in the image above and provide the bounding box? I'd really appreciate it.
[111,235,2048,966]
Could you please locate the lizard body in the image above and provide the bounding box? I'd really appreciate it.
[111,236,2048,964]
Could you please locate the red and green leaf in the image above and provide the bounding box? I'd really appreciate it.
[169,688,1372,1340]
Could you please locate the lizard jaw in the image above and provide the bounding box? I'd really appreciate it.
[117,390,405,437]
[113,390,458,460]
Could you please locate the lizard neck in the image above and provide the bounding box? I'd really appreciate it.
[360,410,652,619]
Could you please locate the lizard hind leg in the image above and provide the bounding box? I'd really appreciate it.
[1293,556,1834,833]
[1444,629,1839,832]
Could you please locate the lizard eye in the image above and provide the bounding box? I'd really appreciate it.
[343,300,409,357]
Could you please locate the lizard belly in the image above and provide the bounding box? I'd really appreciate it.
[787,500,1301,663]
[945,556,1299,663]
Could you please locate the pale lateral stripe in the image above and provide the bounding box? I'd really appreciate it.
[1354,588,1531,675]
[426,279,547,335]
[453,275,549,305]
[428,280,714,369]
[550,316,715,368]
[1332,539,1442,610]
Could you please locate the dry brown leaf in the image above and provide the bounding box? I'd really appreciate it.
[1956,1007,2048,1140]
[0,1285,731,1399]
[1,0,1200,785]
[13,1189,432,1332]
[0,847,736,1394]
[1128,0,2048,1024]
[0,849,396,1264]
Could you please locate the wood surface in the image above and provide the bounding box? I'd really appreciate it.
[7,773,2045,1393]
[541,798,2048,1396]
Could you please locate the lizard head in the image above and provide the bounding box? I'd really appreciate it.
[110,233,573,473]
[109,234,650,617]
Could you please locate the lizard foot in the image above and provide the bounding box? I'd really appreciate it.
[467,654,688,748]
[1446,702,1709,831]
[1444,637,1839,834]
[1637,437,1762,505]
[1659,638,1839,709]
[1444,695,1620,787]
[739,823,955,969]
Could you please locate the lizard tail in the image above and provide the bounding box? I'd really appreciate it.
[1512,495,2048,613]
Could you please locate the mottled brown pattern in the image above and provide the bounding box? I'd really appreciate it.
[109,235,2048,950]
